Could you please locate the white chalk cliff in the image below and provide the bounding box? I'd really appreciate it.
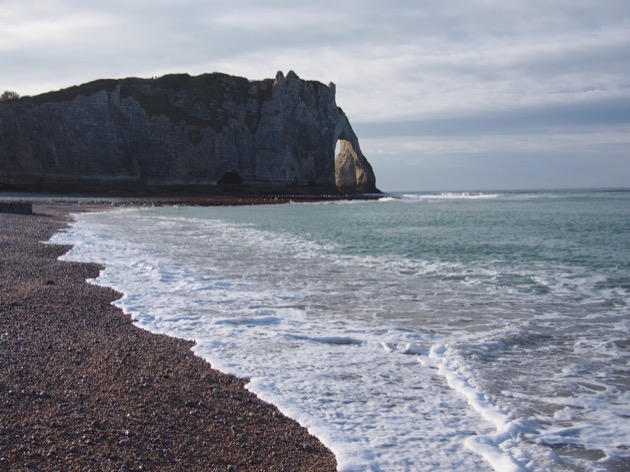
[0,71,378,195]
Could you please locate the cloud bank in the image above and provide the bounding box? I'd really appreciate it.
[2,0,629,190]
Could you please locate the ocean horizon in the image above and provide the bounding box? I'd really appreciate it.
[51,188,630,471]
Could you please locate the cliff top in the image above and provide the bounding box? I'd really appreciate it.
[3,71,331,107]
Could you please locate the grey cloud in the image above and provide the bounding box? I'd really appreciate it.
[355,95,630,138]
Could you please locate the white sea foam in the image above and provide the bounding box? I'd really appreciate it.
[51,210,494,470]
[429,343,541,472]
[50,201,630,472]
[395,192,502,202]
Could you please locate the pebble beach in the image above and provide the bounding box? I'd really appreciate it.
[0,203,337,471]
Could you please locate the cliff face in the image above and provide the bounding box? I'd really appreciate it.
[0,71,378,194]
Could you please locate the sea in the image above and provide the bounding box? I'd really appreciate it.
[50,188,630,472]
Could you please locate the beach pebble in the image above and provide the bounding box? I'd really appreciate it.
[0,204,337,471]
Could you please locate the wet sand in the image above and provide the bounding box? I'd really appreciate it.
[0,203,337,471]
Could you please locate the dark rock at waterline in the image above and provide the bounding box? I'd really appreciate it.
[0,201,32,214]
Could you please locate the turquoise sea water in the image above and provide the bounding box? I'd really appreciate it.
[52,189,630,471]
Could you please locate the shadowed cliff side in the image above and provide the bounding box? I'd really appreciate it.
[0,71,378,195]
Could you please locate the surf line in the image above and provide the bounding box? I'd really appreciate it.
[428,343,532,472]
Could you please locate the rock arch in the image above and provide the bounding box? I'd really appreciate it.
[334,113,377,194]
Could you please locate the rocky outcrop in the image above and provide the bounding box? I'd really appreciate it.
[0,71,378,195]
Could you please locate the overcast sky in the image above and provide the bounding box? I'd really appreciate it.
[2,0,629,191]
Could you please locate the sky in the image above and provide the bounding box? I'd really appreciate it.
[2,0,629,191]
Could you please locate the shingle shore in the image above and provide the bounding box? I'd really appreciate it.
[0,203,337,471]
